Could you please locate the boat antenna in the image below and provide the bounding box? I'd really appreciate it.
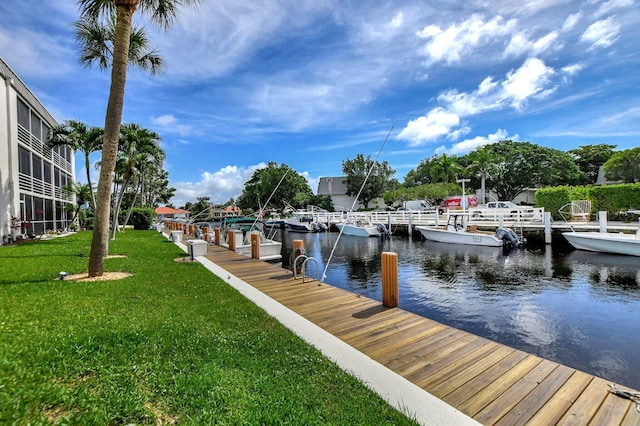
[320,126,394,284]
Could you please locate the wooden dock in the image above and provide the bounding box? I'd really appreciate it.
[202,245,639,425]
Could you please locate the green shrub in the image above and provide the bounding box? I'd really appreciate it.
[129,207,154,230]
[536,183,640,220]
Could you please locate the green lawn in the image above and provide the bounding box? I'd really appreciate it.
[0,231,418,425]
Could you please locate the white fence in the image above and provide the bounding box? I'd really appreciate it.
[308,208,546,227]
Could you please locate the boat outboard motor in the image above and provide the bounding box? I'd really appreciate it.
[495,227,525,247]
[312,222,327,232]
[377,223,391,238]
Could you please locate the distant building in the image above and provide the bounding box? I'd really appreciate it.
[317,176,387,211]
[154,206,190,222]
[1,57,75,244]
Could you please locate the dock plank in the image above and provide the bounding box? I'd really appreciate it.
[200,242,640,425]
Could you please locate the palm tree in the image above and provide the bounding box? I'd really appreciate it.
[110,123,163,239]
[60,182,93,226]
[430,153,464,184]
[76,0,200,276]
[467,147,503,204]
[47,120,103,210]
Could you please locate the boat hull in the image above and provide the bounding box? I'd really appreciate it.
[415,226,504,247]
[234,241,282,261]
[336,223,382,237]
[285,222,315,232]
[562,232,640,256]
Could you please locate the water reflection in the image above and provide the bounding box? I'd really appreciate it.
[274,231,640,390]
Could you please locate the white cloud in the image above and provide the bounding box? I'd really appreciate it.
[150,114,194,137]
[153,1,336,81]
[505,31,559,58]
[0,27,75,80]
[389,11,404,29]
[439,58,556,114]
[416,14,517,65]
[447,129,513,155]
[501,57,556,109]
[581,17,621,49]
[562,12,582,31]
[398,58,556,146]
[171,163,267,207]
[396,108,461,146]
[595,0,635,17]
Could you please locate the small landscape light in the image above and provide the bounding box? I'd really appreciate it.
[59,271,68,280]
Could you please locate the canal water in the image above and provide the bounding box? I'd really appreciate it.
[272,229,640,390]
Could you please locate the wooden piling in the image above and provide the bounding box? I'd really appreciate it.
[381,252,398,307]
[214,228,220,246]
[203,226,209,242]
[228,230,236,251]
[251,233,260,259]
[293,239,304,252]
[292,240,305,273]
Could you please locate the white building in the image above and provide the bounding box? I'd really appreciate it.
[316,176,387,211]
[1,56,75,244]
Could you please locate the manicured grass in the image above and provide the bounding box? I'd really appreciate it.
[0,231,418,425]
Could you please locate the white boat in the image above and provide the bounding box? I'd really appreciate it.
[335,215,390,237]
[284,211,326,233]
[218,217,282,261]
[562,218,640,256]
[415,214,524,247]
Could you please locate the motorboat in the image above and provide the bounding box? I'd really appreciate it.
[415,214,525,247]
[284,211,327,232]
[335,215,390,237]
[218,217,282,261]
[563,217,640,256]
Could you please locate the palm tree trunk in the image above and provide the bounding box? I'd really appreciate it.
[88,4,135,277]
[85,152,97,210]
[122,179,141,229]
[111,175,132,239]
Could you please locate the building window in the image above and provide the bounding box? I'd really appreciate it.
[30,111,42,141]
[43,162,52,184]
[18,146,31,175]
[54,167,61,188]
[32,155,43,181]
[17,99,29,129]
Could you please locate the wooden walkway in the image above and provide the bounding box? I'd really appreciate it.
[203,245,640,425]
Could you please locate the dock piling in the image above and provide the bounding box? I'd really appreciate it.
[381,252,398,307]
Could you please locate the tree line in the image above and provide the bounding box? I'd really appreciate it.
[209,141,638,216]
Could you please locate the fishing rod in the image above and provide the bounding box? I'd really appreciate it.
[320,126,394,284]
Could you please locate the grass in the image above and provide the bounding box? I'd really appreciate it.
[0,231,418,425]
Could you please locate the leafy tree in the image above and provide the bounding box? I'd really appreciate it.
[404,158,435,187]
[342,154,396,209]
[308,194,335,211]
[568,144,616,184]
[484,140,582,201]
[47,120,103,209]
[603,147,640,183]
[76,0,200,277]
[429,153,464,184]
[383,182,461,206]
[189,196,212,220]
[142,169,174,207]
[237,163,313,211]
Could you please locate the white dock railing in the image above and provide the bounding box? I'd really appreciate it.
[308,208,546,227]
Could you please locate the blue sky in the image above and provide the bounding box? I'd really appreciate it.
[1,1,638,208]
